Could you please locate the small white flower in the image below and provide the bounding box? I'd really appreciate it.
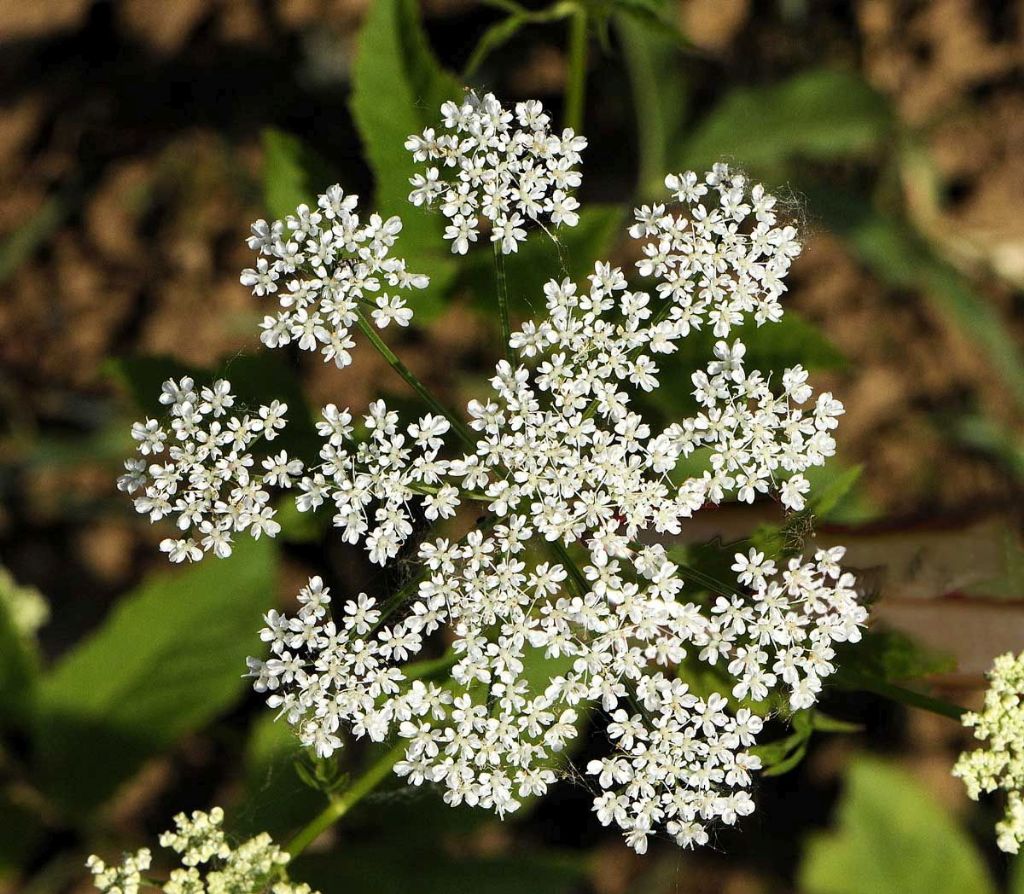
[954,651,1024,853]
[407,93,586,255]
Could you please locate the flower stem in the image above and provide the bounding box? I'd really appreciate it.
[853,674,967,721]
[286,738,408,858]
[403,648,457,681]
[564,5,588,134]
[494,243,514,363]
[356,312,475,449]
[550,540,589,595]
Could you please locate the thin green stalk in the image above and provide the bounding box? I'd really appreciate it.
[286,738,408,857]
[403,648,457,681]
[564,6,588,134]
[494,243,514,362]
[356,312,475,448]
[854,675,967,721]
[550,540,588,595]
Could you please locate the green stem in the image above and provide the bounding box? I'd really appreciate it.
[550,540,588,595]
[403,648,457,681]
[494,243,514,362]
[286,738,408,857]
[854,675,967,721]
[564,5,588,134]
[618,14,665,200]
[356,312,475,449]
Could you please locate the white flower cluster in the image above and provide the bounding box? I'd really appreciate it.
[406,93,586,254]
[631,164,801,337]
[294,402,458,566]
[243,184,428,368]
[117,377,297,562]
[87,806,318,894]
[250,542,863,853]
[953,651,1024,853]
[121,84,864,855]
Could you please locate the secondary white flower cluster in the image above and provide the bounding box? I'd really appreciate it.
[122,86,863,855]
[249,539,863,853]
[243,184,428,368]
[87,807,318,894]
[953,651,1024,853]
[117,377,297,562]
[295,401,458,565]
[632,164,800,337]
[406,92,586,254]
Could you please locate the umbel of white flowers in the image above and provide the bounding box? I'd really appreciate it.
[953,651,1024,854]
[118,92,866,854]
[87,807,319,894]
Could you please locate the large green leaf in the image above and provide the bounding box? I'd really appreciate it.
[33,537,276,816]
[350,0,461,316]
[236,713,325,840]
[800,757,995,894]
[616,7,689,198]
[834,627,955,689]
[262,129,338,222]
[681,69,891,172]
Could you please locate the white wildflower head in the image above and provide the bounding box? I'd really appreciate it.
[406,92,586,254]
[634,164,801,337]
[251,541,863,851]
[118,377,297,562]
[243,184,428,367]
[87,849,151,894]
[88,807,317,894]
[121,87,864,855]
[294,401,458,566]
[953,650,1024,853]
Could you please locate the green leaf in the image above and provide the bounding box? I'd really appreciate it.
[809,464,863,519]
[32,538,276,816]
[1010,854,1024,894]
[799,757,996,894]
[834,628,956,688]
[463,14,528,78]
[681,69,890,172]
[105,354,198,417]
[0,568,48,729]
[350,0,461,316]
[803,463,879,524]
[811,711,863,734]
[262,129,337,222]
[0,789,45,877]
[236,713,325,840]
[612,0,692,52]
[762,739,808,777]
[616,7,689,198]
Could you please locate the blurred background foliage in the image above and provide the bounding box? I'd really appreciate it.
[1,0,1023,892]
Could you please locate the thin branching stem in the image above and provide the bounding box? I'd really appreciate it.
[355,312,475,448]
[286,739,408,857]
[852,674,967,721]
